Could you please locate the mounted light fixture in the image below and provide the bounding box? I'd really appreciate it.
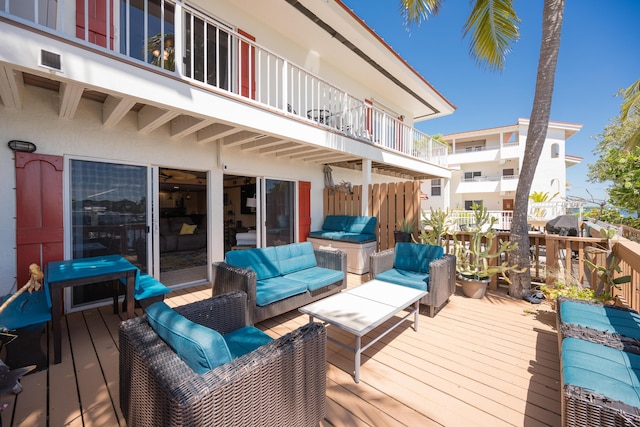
[8,140,37,153]
[246,195,257,211]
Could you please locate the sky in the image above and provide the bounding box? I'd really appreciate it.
[341,0,640,203]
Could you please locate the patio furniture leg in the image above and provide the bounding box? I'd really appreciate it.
[414,300,420,331]
[355,335,361,383]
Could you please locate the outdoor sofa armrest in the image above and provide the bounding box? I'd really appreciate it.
[369,248,395,278]
[119,295,327,427]
[313,247,347,277]
[424,254,457,317]
[174,290,248,333]
[212,262,258,310]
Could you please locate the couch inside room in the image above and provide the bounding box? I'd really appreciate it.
[160,216,207,252]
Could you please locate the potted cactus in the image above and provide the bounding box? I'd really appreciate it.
[453,204,523,298]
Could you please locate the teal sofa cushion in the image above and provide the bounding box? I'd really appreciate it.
[345,216,377,234]
[374,268,429,291]
[275,242,317,275]
[223,326,273,358]
[322,215,348,231]
[286,266,345,292]
[226,246,281,280]
[255,277,308,306]
[135,273,171,300]
[560,300,640,339]
[562,337,640,408]
[146,302,232,374]
[394,243,444,274]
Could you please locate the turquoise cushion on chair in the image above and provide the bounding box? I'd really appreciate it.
[255,277,308,306]
[394,243,444,274]
[275,242,317,275]
[146,302,232,374]
[226,246,281,280]
[562,337,640,408]
[322,215,348,231]
[345,216,377,234]
[224,326,273,358]
[560,300,640,339]
[286,266,345,291]
[375,268,429,291]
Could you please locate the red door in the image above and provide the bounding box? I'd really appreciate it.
[298,181,311,241]
[238,29,256,100]
[76,0,114,48]
[15,153,64,286]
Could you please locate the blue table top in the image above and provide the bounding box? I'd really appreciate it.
[45,255,138,283]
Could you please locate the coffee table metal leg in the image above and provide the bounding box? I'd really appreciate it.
[355,335,361,383]
[414,300,420,331]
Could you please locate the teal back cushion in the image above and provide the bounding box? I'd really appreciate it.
[275,242,317,275]
[345,216,377,234]
[225,246,281,280]
[322,215,348,231]
[394,243,444,274]
[146,302,232,374]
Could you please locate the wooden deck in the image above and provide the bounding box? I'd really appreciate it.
[1,274,560,426]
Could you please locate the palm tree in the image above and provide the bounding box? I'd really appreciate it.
[621,77,640,149]
[401,0,565,297]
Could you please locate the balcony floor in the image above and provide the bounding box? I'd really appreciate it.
[1,274,560,426]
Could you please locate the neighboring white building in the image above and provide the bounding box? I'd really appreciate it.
[0,1,456,307]
[422,118,583,215]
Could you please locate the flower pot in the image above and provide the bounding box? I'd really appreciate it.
[459,275,489,299]
[394,231,412,243]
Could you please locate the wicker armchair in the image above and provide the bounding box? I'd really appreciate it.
[119,291,327,427]
[370,247,456,317]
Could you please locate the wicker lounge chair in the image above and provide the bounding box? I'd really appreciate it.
[369,243,456,317]
[119,291,327,427]
[557,297,640,427]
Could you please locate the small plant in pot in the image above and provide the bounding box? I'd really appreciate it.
[394,218,414,243]
[453,204,523,298]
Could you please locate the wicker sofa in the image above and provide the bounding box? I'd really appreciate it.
[213,242,346,323]
[119,291,327,427]
[369,242,456,317]
[556,297,640,426]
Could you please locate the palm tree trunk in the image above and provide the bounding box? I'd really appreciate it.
[509,0,565,298]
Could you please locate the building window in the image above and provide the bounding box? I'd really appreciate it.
[551,143,560,158]
[431,179,441,196]
[463,171,482,181]
[464,200,483,210]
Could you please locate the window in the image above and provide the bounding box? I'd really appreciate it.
[502,168,514,178]
[464,200,483,210]
[464,171,482,181]
[551,143,560,158]
[431,179,441,196]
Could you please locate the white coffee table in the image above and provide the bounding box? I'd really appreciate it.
[299,279,427,383]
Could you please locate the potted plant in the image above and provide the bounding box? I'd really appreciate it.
[418,208,454,246]
[453,204,523,298]
[394,218,414,243]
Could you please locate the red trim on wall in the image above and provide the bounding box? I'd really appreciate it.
[298,181,311,241]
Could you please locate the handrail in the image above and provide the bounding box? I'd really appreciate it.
[0,0,448,165]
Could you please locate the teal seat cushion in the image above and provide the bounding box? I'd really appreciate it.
[562,337,640,408]
[375,268,429,291]
[345,216,377,234]
[146,302,232,374]
[394,243,444,274]
[0,290,51,330]
[226,246,281,280]
[224,326,273,358]
[255,277,308,306]
[322,215,348,231]
[135,274,171,300]
[286,266,345,292]
[275,242,317,275]
[560,300,640,339]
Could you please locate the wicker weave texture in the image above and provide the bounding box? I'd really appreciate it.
[212,248,346,323]
[119,291,327,427]
[369,248,456,317]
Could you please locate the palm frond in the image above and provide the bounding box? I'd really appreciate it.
[399,0,443,28]
[621,78,640,121]
[463,0,520,72]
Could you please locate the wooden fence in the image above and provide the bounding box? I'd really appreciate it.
[322,181,421,251]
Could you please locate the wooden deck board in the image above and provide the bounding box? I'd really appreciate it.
[0,276,562,426]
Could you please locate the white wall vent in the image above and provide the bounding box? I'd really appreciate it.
[40,50,62,72]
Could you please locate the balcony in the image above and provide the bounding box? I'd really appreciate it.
[456,174,520,194]
[0,0,448,168]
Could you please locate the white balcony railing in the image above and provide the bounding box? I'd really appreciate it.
[1,0,448,166]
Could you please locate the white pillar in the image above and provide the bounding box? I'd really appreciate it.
[362,159,371,215]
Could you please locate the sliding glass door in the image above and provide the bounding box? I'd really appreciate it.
[264,179,295,246]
